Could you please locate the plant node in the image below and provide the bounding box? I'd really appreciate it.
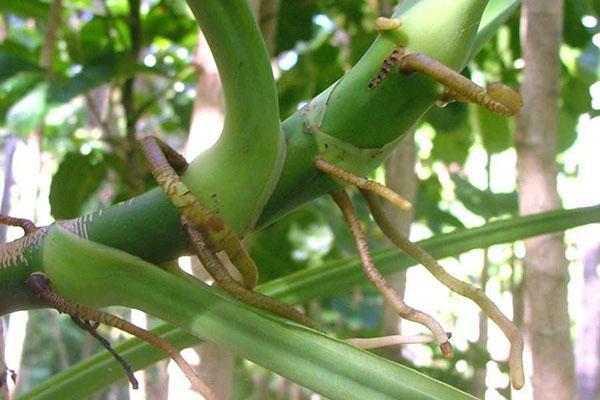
[183,219,319,329]
[141,135,258,289]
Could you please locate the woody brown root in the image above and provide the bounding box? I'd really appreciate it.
[0,214,38,235]
[26,273,218,399]
[141,135,258,289]
[330,190,452,357]
[369,47,522,116]
[361,190,525,389]
[183,219,319,330]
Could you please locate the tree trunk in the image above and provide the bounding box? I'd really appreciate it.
[380,132,417,362]
[516,1,576,398]
[576,243,600,400]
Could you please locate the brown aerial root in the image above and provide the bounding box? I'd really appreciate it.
[330,190,453,357]
[315,159,412,211]
[183,219,319,330]
[140,135,258,289]
[70,317,139,389]
[26,273,218,400]
[369,47,522,116]
[0,214,38,235]
[361,190,525,390]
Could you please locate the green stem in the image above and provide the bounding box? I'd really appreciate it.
[181,0,284,235]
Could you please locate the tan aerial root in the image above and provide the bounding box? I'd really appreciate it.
[330,190,453,357]
[315,159,412,211]
[346,333,442,349]
[183,219,319,330]
[141,135,258,289]
[26,272,218,399]
[361,190,525,390]
[369,47,522,116]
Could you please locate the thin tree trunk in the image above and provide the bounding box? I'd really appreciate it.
[380,131,417,362]
[516,1,576,398]
[576,243,600,400]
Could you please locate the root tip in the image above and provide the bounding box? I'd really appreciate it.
[440,341,453,358]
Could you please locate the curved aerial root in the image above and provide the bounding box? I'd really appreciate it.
[330,190,452,357]
[315,159,412,211]
[346,333,446,349]
[369,47,522,116]
[26,273,218,399]
[183,220,319,330]
[70,316,139,389]
[0,214,38,235]
[361,190,525,390]
[140,135,258,289]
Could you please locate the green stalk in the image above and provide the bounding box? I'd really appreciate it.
[181,0,284,235]
[0,0,515,313]
[22,204,600,399]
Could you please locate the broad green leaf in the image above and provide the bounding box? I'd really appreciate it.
[49,152,108,219]
[0,52,41,82]
[425,102,469,133]
[452,175,517,219]
[5,82,48,136]
[431,124,473,165]
[0,73,43,122]
[0,0,49,19]
[473,105,512,154]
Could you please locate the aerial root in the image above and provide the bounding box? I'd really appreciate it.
[141,135,258,289]
[0,214,38,235]
[369,47,522,116]
[183,220,319,330]
[361,190,525,390]
[330,190,453,357]
[70,316,139,389]
[315,159,411,211]
[346,333,449,349]
[26,273,219,399]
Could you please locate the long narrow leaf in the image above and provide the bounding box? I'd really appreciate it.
[22,204,600,399]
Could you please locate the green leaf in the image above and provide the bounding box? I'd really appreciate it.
[0,73,43,122]
[5,82,48,136]
[37,226,478,400]
[49,152,108,219]
[47,59,124,104]
[23,204,600,399]
[473,105,513,154]
[0,0,49,19]
[451,175,517,219]
[425,102,469,133]
[430,124,473,165]
[0,52,41,82]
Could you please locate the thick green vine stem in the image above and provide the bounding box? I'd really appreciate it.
[182,0,284,236]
